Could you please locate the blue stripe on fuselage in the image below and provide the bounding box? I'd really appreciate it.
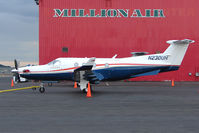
[94,66,179,81]
[20,66,179,81]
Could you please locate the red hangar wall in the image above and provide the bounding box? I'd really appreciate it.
[38,0,199,81]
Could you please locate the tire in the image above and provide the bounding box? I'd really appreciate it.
[82,88,87,93]
[39,87,45,93]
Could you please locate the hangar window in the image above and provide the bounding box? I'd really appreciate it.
[62,47,68,53]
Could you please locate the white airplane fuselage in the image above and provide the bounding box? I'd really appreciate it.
[17,55,177,81]
[12,39,195,91]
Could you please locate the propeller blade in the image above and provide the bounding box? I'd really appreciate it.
[14,59,18,70]
[13,59,21,83]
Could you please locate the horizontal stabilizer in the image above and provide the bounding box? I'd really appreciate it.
[166,39,195,45]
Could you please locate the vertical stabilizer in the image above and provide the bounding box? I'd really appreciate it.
[163,39,195,65]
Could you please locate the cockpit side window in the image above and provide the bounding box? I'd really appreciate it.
[48,60,61,65]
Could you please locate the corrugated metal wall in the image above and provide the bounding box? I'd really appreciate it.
[39,0,199,81]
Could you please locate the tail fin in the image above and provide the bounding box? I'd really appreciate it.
[163,39,195,65]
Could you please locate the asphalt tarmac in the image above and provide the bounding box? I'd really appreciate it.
[0,77,199,133]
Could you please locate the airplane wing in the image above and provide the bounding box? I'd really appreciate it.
[74,57,102,84]
[75,57,96,71]
[83,71,101,84]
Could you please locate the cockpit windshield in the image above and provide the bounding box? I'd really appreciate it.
[48,60,60,65]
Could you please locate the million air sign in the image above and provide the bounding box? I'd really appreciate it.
[53,9,165,18]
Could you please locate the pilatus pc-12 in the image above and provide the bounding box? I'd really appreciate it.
[12,39,195,93]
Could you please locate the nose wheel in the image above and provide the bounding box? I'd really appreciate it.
[39,87,45,93]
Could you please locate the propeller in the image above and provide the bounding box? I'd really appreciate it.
[14,59,18,70]
[12,59,20,83]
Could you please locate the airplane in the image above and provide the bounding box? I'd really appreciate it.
[12,39,195,93]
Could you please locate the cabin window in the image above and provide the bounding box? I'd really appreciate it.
[74,62,79,67]
[48,60,60,65]
[105,63,109,68]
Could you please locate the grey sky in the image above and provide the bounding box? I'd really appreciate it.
[0,0,38,62]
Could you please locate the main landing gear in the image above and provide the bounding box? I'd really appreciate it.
[39,83,45,93]
[39,86,45,93]
[32,83,45,93]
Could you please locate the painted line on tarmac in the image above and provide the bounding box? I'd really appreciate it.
[0,86,40,93]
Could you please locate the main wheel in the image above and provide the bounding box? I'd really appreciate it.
[39,87,45,93]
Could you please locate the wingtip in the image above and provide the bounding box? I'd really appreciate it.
[183,39,195,43]
[167,39,195,44]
